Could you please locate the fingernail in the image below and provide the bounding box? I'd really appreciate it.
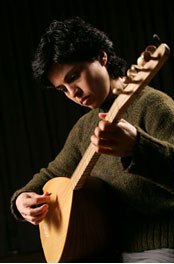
[45,192,52,196]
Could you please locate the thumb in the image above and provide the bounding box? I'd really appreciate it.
[43,192,52,197]
[98,112,107,120]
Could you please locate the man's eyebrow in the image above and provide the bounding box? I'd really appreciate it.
[54,67,74,89]
[64,65,81,81]
[54,65,81,89]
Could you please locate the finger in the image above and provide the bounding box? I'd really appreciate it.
[34,208,49,225]
[32,211,48,225]
[29,194,51,207]
[98,112,107,120]
[22,203,48,218]
[98,119,122,133]
[44,192,52,196]
[91,133,116,147]
[21,193,50,209]
[94,123,109,135]
[91,142,113,155]
[91,134,101,146]
[30,203,49,216]
[23,206,49,225]
[27,213,46,225]
[98,120,110,131]
[94,125,123,141]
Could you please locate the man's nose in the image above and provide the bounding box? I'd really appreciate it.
[67,85,81,98]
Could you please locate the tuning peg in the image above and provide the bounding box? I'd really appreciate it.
[122,75,132,84]
[126,67,137,80]
[137,45,156,67]
[145,45,156,54]
[153,34,161,46]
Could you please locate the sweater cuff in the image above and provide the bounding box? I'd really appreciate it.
[10,190,27,221]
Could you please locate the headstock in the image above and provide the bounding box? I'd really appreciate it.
[122,41,170,89]
[107,39,170,122]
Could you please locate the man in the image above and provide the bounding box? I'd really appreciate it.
[11,17,174,262]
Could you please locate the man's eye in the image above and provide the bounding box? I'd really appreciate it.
[56,86,67,93]
[68,73,79,83]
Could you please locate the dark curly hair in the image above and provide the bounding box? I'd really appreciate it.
[32,17,128,86]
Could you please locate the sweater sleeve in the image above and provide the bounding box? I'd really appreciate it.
[10,117,83,220]
[10,108,98,221]
[126,88,174,189]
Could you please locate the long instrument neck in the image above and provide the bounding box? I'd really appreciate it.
[71,84,139,190]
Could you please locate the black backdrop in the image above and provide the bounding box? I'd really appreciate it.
[0,0,174,258]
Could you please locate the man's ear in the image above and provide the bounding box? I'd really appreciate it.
[98,51,108,66]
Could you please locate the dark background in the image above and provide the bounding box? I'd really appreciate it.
[0,0,174,260]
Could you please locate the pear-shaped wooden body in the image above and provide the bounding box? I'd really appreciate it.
[39,177,73,263]
[39,177,120,263]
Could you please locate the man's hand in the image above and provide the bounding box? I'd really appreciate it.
[91,113,137,157]
[16,192,51,225]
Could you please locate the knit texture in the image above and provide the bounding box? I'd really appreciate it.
[11,86,174,252]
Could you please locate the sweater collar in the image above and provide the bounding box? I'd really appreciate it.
[100,96,117,113]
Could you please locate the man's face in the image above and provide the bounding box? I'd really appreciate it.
[47,54,112,109]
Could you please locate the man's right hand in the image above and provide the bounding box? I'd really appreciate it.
[16,192,51,225]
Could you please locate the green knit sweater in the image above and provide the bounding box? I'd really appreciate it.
[11,86,174,252]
